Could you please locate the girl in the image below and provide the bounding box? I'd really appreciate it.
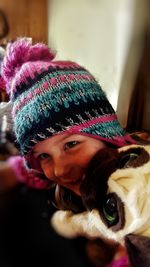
[1,38,135,267]
[1,38,135,196]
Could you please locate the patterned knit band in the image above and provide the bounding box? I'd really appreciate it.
[2,39,135,156]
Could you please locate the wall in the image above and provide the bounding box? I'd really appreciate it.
[0,0,48,44]
[117,0,149,127]
[48,0,148,127]
[48,0,136,110]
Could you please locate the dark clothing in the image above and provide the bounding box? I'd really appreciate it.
[0,185,92,267]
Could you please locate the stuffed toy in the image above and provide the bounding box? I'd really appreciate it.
[51,144,150,267]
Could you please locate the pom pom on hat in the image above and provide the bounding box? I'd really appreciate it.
[2,38,55,96]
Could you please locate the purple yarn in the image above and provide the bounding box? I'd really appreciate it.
[106,256,129,267]
[1,38,55,96]
[0,76,6,91]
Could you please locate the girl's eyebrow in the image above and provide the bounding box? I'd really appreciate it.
[32,134,74,155]
[32,150,40,155]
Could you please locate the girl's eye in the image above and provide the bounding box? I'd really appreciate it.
[37,153,50,161]
[102,194,119,227]
[64,141,79,150]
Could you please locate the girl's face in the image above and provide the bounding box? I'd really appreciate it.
[33,134,106,195]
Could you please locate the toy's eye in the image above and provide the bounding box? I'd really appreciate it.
[102,194,119,227]
[119,153,139,168]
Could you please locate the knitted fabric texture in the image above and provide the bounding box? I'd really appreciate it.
[7,156,51,189]
[0,76,6,91]
[0,46,6,91]
[2,38,134,157]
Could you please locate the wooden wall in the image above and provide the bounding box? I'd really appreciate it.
[0,0,48,101]
[0,0,48,45]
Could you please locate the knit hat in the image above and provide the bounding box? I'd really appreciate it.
[2,38,135,159]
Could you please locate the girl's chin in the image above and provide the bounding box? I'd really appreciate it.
[70,185,81,196]
[64,183,81,196]
[60,177,83,196]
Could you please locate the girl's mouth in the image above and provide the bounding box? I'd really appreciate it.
[64,175,84,186]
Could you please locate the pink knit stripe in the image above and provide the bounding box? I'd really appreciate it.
[67,114,118,131]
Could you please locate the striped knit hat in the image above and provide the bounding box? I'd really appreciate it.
[2,38,134,158]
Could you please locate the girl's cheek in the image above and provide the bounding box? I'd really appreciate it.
[42,164,53,180]
[78,153,94,165]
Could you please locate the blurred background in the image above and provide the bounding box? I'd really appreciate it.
[0,0,150,267]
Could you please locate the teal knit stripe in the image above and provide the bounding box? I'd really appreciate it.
[14,79,105,117]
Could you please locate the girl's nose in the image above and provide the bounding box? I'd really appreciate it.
[53,159,71,179]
